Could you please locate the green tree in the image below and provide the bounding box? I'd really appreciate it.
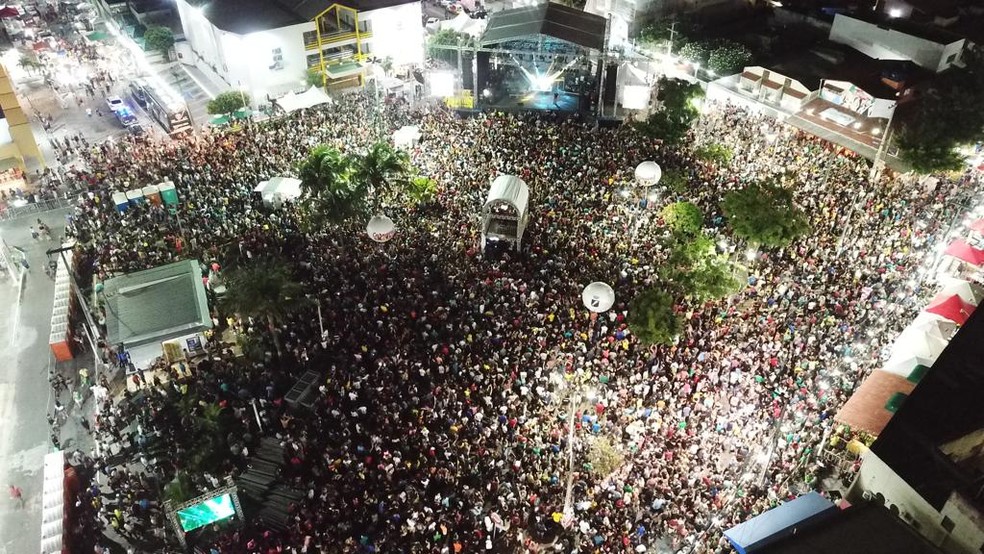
[586,436,624,476]
[661,168,689,194]
[297,145,364,226]
[207,91,250,115]
[695,143,732,166]
[661,201,703,235]
[633,78,704,145]
[896,132,964,173]
[221,258,308,359]
[707,42,753,76]
[143,26,175,57]
[721,181,811,248]
[353,142,410,200]
[305,67,324,88]
[407,175,437,205]
[678,41,710,66]
[686,252,742,301]
[636,16,697,55]
[17,55,40,74]
[627,288,681,346]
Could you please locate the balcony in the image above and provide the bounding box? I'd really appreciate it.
[304,24,372,50]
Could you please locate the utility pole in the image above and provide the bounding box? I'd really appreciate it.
[667,21,677,58]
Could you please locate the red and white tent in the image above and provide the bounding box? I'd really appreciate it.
[944,239,984,266]
[925,293,976,325]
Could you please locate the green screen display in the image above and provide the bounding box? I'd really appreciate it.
[176,493,236,532]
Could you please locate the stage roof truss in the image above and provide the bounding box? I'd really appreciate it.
[480,2,607,52]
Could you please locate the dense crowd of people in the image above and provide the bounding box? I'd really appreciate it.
[55,91,982,553]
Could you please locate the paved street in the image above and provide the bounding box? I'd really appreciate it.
[0,209,75,554]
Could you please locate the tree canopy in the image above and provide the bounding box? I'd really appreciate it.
[143,26,175,56]
[627,288,680,346]
[707,42,753,76]
[221,257,308,358]
[207,91,250,115]
[633,78,704,145]
[661,201,703,235]
[721,181,810,248]
[297,142,418,227]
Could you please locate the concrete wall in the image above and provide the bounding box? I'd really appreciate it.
[361,2,425,68]
[829,13,964,73]
[849,450,984,553]
[176,0,315,97]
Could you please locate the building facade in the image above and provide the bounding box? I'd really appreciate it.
[830,13,965,73]
[175,0,423,97]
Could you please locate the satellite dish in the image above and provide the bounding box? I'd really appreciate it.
[634,161,662,187]
[366,215,396,243]
[582,282,615,313]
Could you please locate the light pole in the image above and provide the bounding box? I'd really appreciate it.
[560,282,615,517]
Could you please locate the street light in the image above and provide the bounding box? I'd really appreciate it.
[634,161,662,188]
[366,214,396,242]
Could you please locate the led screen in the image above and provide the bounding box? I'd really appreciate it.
[176,493,235,532]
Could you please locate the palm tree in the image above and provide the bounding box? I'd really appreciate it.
[221,258,308,359]
[17,55,39,75]
[352,142,410,205]
[297,145,365,225]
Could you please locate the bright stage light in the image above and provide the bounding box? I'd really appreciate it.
[430,72,455,98]
[532,75,554,92]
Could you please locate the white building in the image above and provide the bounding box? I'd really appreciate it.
[829,13,965,73]
[175,0,424,98]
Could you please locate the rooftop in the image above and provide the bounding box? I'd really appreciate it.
[102,260,212,347]
[839,12,965,45]
[769,43,930,100]
[758,503,943,554]
[481,1,607,51]
[196,0,419,34]
[872,303,984,511]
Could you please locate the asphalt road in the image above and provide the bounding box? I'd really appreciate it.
[0,208,76,554]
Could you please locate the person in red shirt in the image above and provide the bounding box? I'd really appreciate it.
[8,484,24,508]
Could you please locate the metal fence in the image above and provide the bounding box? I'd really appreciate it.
[0,195,78,222]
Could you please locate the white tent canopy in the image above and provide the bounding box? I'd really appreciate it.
[254,176,303,207]
[277,86,334,113]
[486,174,529,217]
[441,12,487,37]
[937,276,984,306]
[888,328,948,363]
[393,125,421,149]
[481,175,530,252]
[881,355,937,381]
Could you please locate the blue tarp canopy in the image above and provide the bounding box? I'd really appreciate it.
[724,492,838,554]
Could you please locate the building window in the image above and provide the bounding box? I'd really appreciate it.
[307,53,322,69]
[942,516,955,533]
[303,30,318,47]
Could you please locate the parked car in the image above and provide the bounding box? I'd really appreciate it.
[106,95,124,112]
[447,3,462,14]
[128,123,146,139]
[469,8,487,18]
